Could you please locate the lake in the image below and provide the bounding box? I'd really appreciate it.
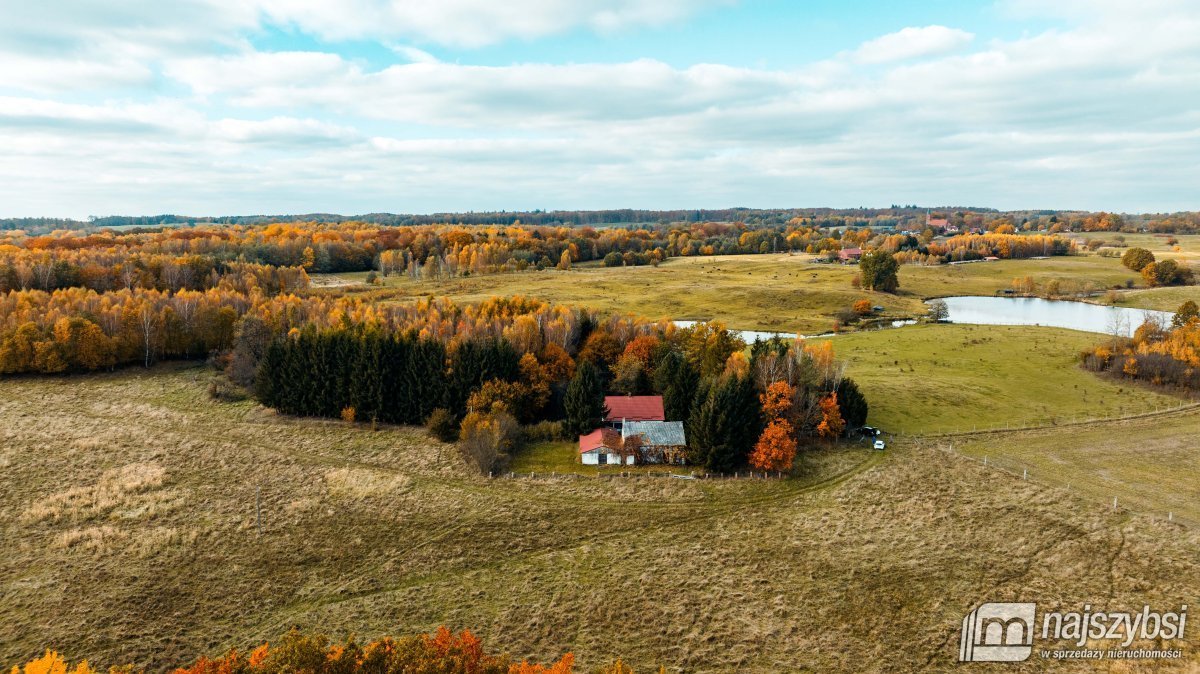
[933,296,1176,337]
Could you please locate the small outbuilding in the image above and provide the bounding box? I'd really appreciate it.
[579,429,635,466]
[622,421,688,464]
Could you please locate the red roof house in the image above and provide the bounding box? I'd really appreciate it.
[837,248,863,262]
[579,428,631,465]
[603,395,665,424]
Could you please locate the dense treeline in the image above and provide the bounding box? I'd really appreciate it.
[0,248,308,294]
[882,233,1074,265]
[1,221,842,281]
[1082,302,1200,391]
[257,330,516,425]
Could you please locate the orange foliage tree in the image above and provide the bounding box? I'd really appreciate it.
[749,381,798,472]
[816,393,845,439]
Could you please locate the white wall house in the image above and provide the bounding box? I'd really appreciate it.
[579,428,635,465]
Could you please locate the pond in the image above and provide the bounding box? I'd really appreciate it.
[672,320,798,343]
[932,296,1176,337]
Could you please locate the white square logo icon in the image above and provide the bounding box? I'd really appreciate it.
[960,602,1036,662]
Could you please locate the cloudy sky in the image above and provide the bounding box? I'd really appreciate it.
[2,0,1199,218]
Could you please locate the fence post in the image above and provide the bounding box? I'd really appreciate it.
[1022,468,1027,480]
[1112,497,1118,511]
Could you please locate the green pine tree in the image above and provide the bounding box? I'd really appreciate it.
[564,360,608,436]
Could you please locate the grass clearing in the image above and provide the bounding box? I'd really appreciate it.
[2,366,1199,671]
[333,252,1157,334]
[832,323,1183,434]
[949,405,1200,525]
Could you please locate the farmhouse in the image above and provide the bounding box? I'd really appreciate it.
[622,420,687,464]
[837,248,863,263]
[604,395,665,430]
[579,428,635,466]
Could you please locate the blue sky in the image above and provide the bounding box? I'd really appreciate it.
[0,0,1197,217]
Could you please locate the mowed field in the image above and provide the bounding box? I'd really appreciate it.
[2,366,1200,672]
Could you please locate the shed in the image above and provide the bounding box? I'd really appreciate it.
[579,429,634,466]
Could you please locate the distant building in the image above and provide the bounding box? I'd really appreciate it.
[927,214,958,233]
[837,248,863,263]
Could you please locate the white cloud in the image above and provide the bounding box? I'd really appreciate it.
[3,1,1200,216]
[250,0,733,47]
[851,25,974,64]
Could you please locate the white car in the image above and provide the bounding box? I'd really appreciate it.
[873,439,886,451]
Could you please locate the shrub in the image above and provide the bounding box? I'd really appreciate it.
[425,408,459,442]
[208,377,249,402]
[521,420,564,443]
[458,410,520,474]
[340,406,356,423]
[852,299,872,316]
[603,251,624,267]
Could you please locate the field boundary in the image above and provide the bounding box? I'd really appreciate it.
[930,439,1197,529]
[905,400,1200,439]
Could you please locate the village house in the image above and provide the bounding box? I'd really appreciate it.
[579,428,633,466]
[603,395,664,430]
[837,247,863,263]
[579,395,688,465]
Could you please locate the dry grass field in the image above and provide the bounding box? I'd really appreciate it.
[331,252,1160,334]
[949,405,1200,526]
[2,366,1199,672]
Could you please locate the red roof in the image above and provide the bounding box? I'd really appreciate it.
[579,428,621,454]
[579,429,605,454]
[604,395,665,423]
[837,248,863,259]
[928,218,950,227]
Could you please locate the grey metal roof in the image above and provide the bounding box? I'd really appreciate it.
[621,420,686,446]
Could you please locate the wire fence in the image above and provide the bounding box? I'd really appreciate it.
[892,400,1200,439]
[934,439,1196,529]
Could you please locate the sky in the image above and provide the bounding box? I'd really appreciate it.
[1,0,1199,218]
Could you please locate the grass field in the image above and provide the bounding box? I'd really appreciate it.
[949,405,1200,526]
[1069,232,1200,261]
[2,366,1199,672]
[831,324,1184,435]
[331,252,1157,334]
[1111,286,1200,312]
